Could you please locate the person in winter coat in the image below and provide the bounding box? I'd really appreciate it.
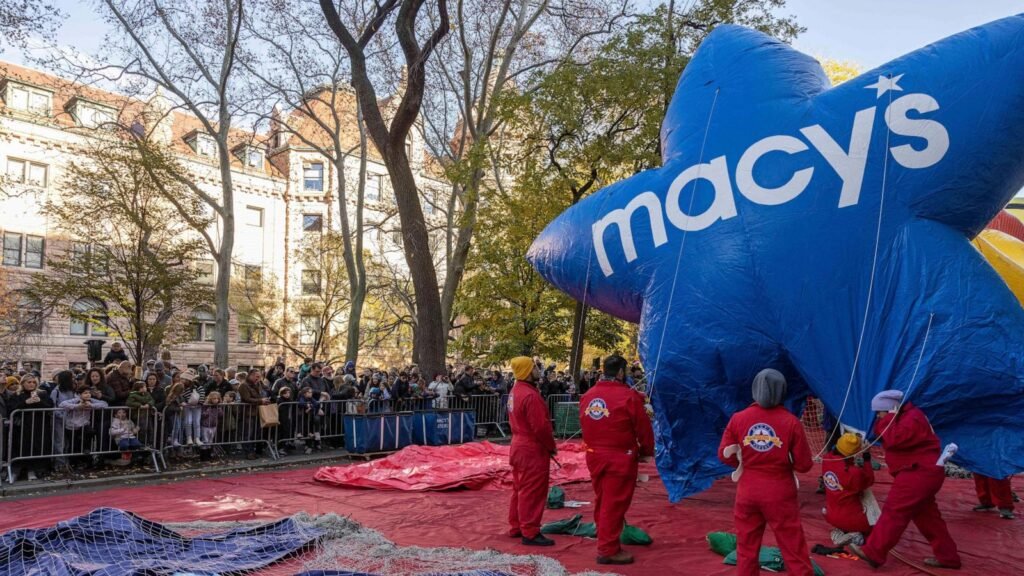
[507,356,557,547]
[126,380,155,438]
[849,391,961,570]
[8,374,53,481]
[109,408,141,465]
[179,370,205,446]
[822,432,877,546]
[297,386,322,452]
[102,342,130,365]
[579,354,655,565]
[275,386,296,454]
[50,371,78,466]
[200,391,224,445]
[106,361,135,405]
[719,369,815,576]
[59,388,109,468]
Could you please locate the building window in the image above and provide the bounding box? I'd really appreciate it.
[234,145,263,168]
[391,230,402,246]
[299,315,318,345]
[72,242,109,275]
[302,213,323,233]
[301,269,321,295]
[3,233,22,266]
[246,148,263,168]
[24,235,43,268]
[304,162,324,191]
[0,232,42,268]
[195,260,214,285]
[69,297,108,337]
[189,308,216,342]
[3,82,52,115]
[238,313,265,344]
[242,264,262,286]
[73,103,116,129]
[406,137,413,159]
[5,158,47,187]
[188,133,217,157]
[245,205,264,227]
[365,174,382,202]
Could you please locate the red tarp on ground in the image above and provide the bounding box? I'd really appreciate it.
[313,441,591,491]
[1,462,1021,575]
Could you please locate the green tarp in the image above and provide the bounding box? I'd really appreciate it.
[541,514,652,544]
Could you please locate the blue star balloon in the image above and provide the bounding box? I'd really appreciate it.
[528,15,1024,501]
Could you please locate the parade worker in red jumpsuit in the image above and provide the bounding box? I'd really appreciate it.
[973,473,1015,519]
[849,390,961,570]
[719,368,815,576]
[579,354,655,565]
[822,432,876,545]
[507,356,557,546]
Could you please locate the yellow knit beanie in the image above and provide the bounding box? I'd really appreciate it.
[836,432,861,457]
[510,357,534,381]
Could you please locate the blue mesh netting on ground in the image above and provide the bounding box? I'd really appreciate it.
[0,507,323,576]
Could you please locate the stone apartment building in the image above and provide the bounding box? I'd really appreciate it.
[0,61,449,374]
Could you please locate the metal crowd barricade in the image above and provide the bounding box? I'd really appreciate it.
[161,402,278,460]
[450,394,505,438]
[0,416,6,486]
[273,399,362,452]
[546,394,573,423]
[5,405,163,483]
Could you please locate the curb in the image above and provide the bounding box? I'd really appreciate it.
[0,449,350,500]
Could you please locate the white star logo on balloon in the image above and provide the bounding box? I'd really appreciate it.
[865,73,905,98]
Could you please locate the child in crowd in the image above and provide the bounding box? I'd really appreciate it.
[201,391,223,445]
[59,388,109,468]
[180,370,205,446]
[297,386,322,453]
[276,386,295,455]
[126,380,155,437]
[109,408,142,466]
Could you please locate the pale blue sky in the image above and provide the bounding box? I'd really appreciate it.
[11,1,1024,70]
[786,0,1024,69]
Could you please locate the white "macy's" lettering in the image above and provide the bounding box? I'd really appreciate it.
[593,93,949,276]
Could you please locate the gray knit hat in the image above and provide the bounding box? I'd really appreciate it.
[751,368,787,408]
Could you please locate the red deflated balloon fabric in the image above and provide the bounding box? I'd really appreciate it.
[313,441,591,491]
[988,209,1024,241]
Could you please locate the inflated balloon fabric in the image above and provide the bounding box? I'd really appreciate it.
[527,16,1024,500]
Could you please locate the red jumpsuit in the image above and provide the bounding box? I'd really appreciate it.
[822,451,875,534]
[974,474,1014,510]
[860,403,960,568]
[507,379,556,538]
[579,379,655,558]
[719,403,815,576]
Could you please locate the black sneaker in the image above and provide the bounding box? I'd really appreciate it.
[973,504,996,512]
[1000,508,1015,520]
[521,534,555,546]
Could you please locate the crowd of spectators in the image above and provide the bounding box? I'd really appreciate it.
[0,354,641,483]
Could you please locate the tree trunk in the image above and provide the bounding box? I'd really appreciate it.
[214,160,235,368]
[387,156,446,378]
[569,300,588,378]
[440,167,482,338]
[343,105,369,364]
